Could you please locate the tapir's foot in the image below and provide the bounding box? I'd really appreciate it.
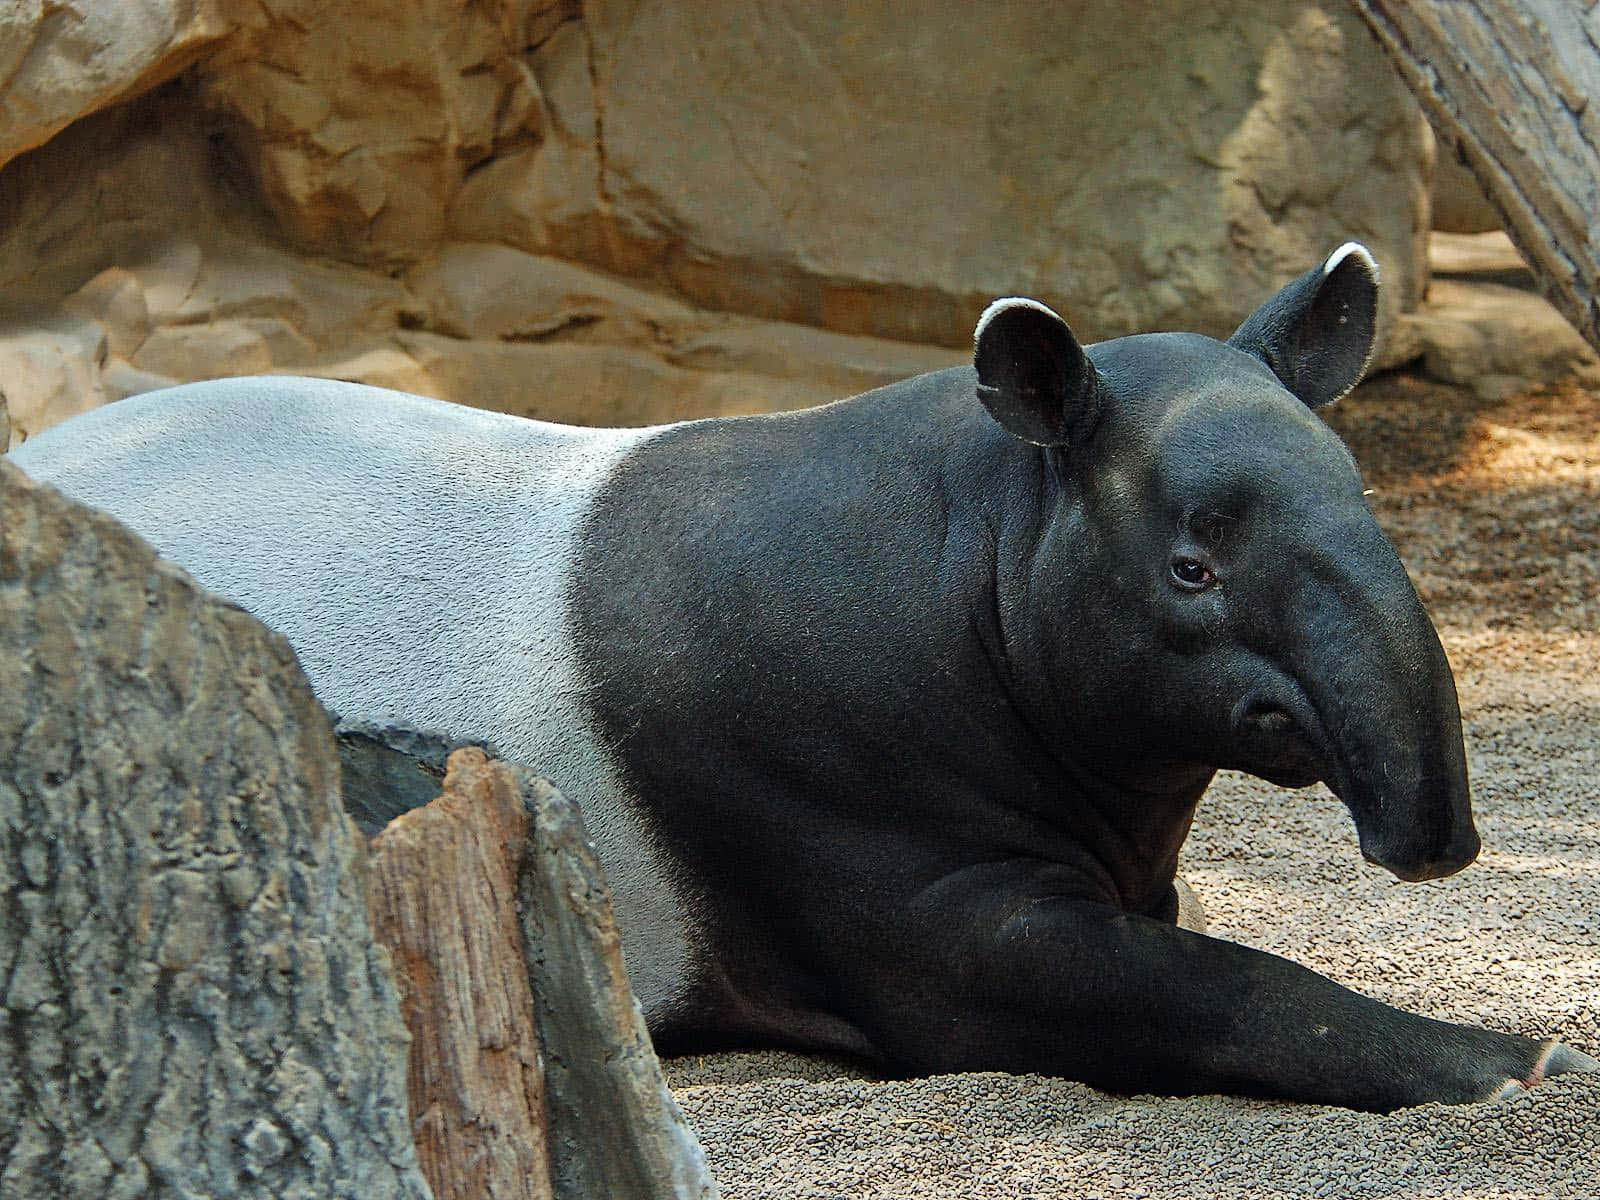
[1173,876,1207,935]
[1486,1039,1600,1100]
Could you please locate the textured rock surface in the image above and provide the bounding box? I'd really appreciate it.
[1431,128,1503,234]
[1402,278,1598,399]
[1354,1,1600,356]
[0,94,962,442]
[0,0,1433,440]
[1384,232,1600,398]
[0,459,430,1199]
[366,749,552,1200]
[0,0,232,172]
[195,0,577,264]
[517,767,717,1200]
[493,0,1430,348]
[664,375,1600,1198]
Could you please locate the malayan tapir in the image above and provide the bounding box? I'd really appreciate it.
[11,243,1597,1112]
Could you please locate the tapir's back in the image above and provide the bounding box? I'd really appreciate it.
[8,376,650,809]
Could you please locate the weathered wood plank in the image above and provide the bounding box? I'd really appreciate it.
[367,748,553,1200]
[1352,0,1600,352]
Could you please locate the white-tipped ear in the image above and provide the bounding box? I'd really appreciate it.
[1324,241,1379,282]
[975,296,1065,343]
[973,297,1102,446]
[1228,242,1381,409]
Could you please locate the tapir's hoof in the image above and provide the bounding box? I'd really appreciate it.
[1487,1040,1600,1100]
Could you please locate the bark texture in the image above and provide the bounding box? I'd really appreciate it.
[0,460,431,1199]
[366,749,552,1200]
[1352,1,1600,352]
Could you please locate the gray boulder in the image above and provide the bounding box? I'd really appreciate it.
[0,459,431,1200]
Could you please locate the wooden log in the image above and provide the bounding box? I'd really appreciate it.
[1350,0,1600,353]
[0,460,431,1199]
[366,748,553,1200]
[362,741,719,1199]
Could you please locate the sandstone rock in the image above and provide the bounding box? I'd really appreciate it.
[132,319,274,380]
[0,100,232,305]
[1430,231,1532,287]
[125,238,205,324]
[299,342,442,399]
[449,19,604,263]
[0,317,107,444]
[61,266,150,360]
[1394,279,1598,398]
[467,0,1429,348]
[665,320,966,399]
[1431,131,1504,235]
[0,459,430,1199]
[393,331,837,425]
[101,360,180,403]
[196,0,578,264]
[0,4,1432,439]
[406,241,701,343]
[0,0,233,173]
[403,242,966,401]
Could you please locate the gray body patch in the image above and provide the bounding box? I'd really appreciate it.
[10,375,705,1015]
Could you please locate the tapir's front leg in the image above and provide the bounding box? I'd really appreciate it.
[861,875,1596,1112]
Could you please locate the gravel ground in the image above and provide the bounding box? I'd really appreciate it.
[663,371,1600,1199]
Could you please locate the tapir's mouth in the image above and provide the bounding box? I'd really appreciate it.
[1230,687,1481,883]
[1231,695,1327,788]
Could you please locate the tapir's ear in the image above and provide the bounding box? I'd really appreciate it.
[1227,242,1380,409]
[974,298,1102,446]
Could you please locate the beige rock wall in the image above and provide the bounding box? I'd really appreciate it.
[468,0,1430,347]
[1,0,1433,442]
[0,97,961,447]
[195,0,579,263]
[0,0,231,171]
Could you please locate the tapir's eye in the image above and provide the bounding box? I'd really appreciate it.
[1170,557,1216,591]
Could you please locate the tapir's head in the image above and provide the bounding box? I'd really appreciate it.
[974,244,1477,882]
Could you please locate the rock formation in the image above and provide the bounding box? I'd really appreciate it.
[471,0,1428,347]
[0,459,431,1199]
[1,1,1434,445]
[2,458,721,1198]
[0,0,231,170]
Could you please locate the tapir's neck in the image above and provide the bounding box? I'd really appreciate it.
[935,401,1218,909]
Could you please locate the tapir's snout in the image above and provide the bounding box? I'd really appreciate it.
[1285,522,1479,886]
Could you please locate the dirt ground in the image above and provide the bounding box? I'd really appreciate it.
[663,370,1600,1199]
